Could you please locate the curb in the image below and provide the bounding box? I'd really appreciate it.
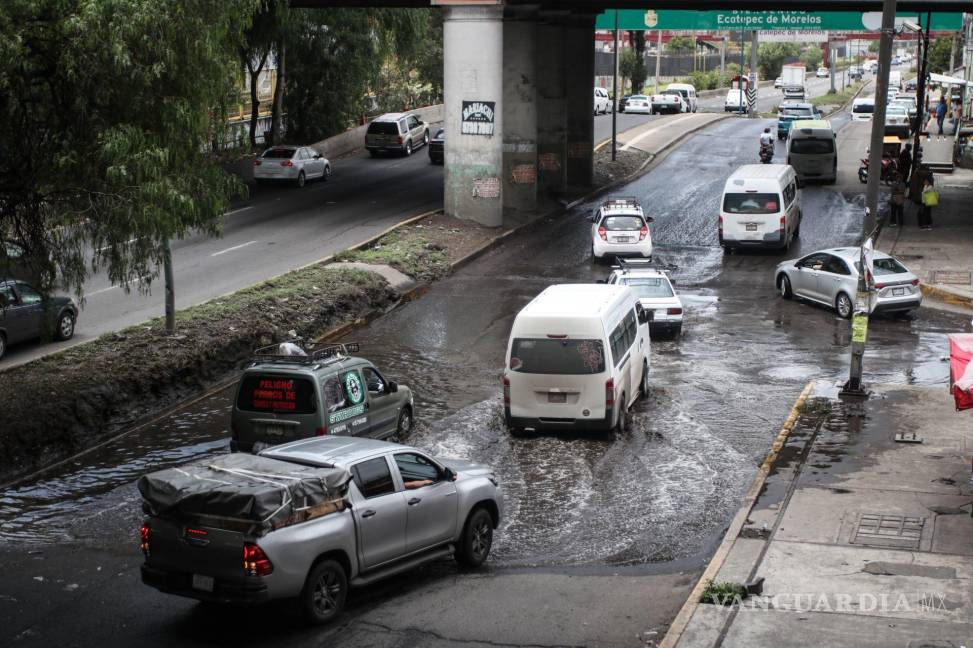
[821,79,871,119]
[920,283,973,310]
[659,379,817,648]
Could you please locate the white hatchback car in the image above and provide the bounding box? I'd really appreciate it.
[606,260,683,337]
[594,87,610,115]
[253,146,331,188]
[590,197,653,262]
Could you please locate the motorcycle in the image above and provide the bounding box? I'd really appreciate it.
[759,143,774,164]
[858,156,898,184]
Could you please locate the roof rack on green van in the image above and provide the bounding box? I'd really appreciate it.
[250,342,361,367]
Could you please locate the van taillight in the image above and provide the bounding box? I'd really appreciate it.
[139,522,150,555]
[639,225,648,241]
[598,226,607,241]
[314,426,328,436]
[605,378,615,407]
[667,307,683,315]
[502,377,510,404]
[243,543,273,576]
[718,215,723,231]
[779,215,786,231]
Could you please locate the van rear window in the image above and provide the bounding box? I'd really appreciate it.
[853,103,874,114]
[237,375,316,414]
[510,338,605,375]
[723,193,782,214]
[367,121,399,135]
[791,138,834,154]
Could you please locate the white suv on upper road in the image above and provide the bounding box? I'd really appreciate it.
[589,197,653,262]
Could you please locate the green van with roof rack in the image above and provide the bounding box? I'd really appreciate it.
[230,343,415,453]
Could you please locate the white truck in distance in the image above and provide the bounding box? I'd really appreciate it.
[781,64,806,100]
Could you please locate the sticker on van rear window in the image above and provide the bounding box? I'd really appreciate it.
[236,375,316,414]
[510,339,605,375]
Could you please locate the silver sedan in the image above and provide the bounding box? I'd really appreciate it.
[253,145,331,188]
[775,247,922,318]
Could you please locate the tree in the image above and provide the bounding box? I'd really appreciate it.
[619,48,646,96]
[668,36,695,52]
[241,0,280,148]
[0,0,253,299]
[758,42,800,79]
[801,46,823,70]
[927,36,952,74]
[868,41,880,53]
[628,30,647,93]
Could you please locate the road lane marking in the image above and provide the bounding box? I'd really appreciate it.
[225,206,253,216]
[211,240,257,256]
[86,284,120,296]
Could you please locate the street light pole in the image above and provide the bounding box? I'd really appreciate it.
[843,0,897,398]
[612,10,618,162]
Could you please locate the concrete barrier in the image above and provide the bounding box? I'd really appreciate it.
[311,104,444,159]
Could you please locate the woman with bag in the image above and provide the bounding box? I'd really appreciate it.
[919,175,938,230]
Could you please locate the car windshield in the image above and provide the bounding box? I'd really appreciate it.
[602,215,645,230]
[621,277,674,299]
[791,138,835,154]
[367,121,399,135]
[853,102,875,114]
[510,338,605,375]
[263,148,296,159]
[630,95,648,101]
[780,107,813,117]
[723,193,782,214]
[856,257,909,276]
[236,374,317,414]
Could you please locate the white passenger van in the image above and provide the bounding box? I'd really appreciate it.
[786,119,837,184]
[719,164,801,253]
[852,97,874,122]
[665,82,698,112]
[503,284,651,435]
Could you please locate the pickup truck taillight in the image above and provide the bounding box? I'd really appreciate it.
[667,307,683,315]
[243,543,273,576]
[139,522,150,555]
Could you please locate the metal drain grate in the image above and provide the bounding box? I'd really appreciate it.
[932,270,972,286]
[852,513,924,550]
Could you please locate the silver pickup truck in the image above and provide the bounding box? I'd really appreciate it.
[139,437,503,624]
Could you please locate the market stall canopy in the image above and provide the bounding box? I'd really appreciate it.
[948,333,973,411]
[929,72,973,88]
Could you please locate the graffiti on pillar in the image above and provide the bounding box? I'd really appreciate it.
[568,142,590,159]
[511,164,536,185]
[462,101,496,136]
[538,153,560,171]
[472,177,501,198]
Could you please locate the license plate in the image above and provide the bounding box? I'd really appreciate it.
[192,574,214,593]
[616,237,633,243]
[746,223,758,231]
[892,288,905,296]
[262,424,285,437]
[548,392,567,403]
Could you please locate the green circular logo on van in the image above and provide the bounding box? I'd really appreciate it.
[344,372,364,405]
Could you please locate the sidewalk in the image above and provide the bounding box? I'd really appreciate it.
[877,167,973,310]
[664,381,973,648]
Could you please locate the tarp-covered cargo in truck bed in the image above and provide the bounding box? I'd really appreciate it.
[137,453,352,536]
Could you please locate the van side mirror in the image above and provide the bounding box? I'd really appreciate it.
[638,309,652,324]
[388,380,399,393]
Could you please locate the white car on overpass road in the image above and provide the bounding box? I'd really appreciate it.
[590,197,654,262]
[253,146,331,188]
[594,87,610,115]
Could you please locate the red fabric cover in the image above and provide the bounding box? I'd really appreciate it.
[948,334,973,411]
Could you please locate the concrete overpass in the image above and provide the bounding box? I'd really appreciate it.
[294,1,973,226]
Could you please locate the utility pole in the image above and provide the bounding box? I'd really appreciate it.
[912,14,931,179]
[749,30,758,117]
[844,0,897,398]
[163,237,175,334]
[830,37,836,93]
[720,36,726,85]
[654,29,662,94]
[738,30,745,116]
[612,10,618,162]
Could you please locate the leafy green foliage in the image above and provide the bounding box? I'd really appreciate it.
[0,0,253,296]
[699,580,748,605]
[620,49,647,95]
[927,37,952,74]
[758,43,801,79]
[668,36,695,52]
[801,46,823,71]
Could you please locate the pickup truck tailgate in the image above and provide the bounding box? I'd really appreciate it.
[146,517,246,586]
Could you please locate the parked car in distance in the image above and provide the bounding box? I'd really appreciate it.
[816,67,830,78]
[365,112,429,157]
[428,128,444,164]
[776,248,922,318]
[139,437,503,624]
[253,146,331,188]
[606,260,684,337]
[0,279,78,360]
[590,196,653,262]
[777,102,821,140]
[594,87,610,114]
[624,95,652,114]
[905,78,918,92]
[617,95,631,113]
[649,90,684,114]
[774,76,784,89]
[231,342,414,453]
[725,88,746,112]
[664,83,698,112]
[503,283,651,435]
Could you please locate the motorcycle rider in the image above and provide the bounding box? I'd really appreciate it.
[759,127,774,148]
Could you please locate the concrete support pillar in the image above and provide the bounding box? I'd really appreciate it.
[443,5,504,227]
[564,20,595,188]
[502,20,537,213]
[535,24,567,196]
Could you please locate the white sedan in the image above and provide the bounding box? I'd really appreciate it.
[816,67,830,78]
[624,95,652,114]
[606,262,683,337]
[253,146,331,188]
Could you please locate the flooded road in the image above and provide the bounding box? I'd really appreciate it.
[2,119,967,578]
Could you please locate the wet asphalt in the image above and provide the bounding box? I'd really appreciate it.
[2,111,971,647]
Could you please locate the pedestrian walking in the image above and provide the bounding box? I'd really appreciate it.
[898,142,912,183]
[936,96,948,135]
[889,173,907,227]
[919,175,938,230]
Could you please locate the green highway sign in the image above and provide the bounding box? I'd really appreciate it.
[595,10,963,32]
